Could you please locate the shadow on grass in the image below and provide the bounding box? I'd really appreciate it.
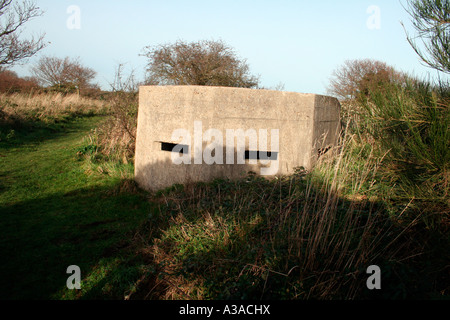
[1,154,448,300]
[0,179,155,300]
[128,157,449,300]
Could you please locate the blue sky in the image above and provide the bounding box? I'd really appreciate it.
[11,0,448,94]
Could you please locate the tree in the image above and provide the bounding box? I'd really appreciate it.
[142,39,259,88]
[31,56,97,91]
[327,59,406,100]
[0,0,46,66]
[0,68,38,92]
[403,0,450,74]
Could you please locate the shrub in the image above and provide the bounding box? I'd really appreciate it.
[142,39,259,88]
[356,77,449,228]
[92,64,139,163]
[0,69,39,93]
[327,59,406,101]
[138,147,424,299]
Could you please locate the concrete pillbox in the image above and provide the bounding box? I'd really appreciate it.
[135,85,340,191]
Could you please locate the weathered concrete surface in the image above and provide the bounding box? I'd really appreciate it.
[135,85,340,191]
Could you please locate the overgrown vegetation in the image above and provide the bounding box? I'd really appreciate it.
[357,78,449,220]
[0,92,108,143]
[71,63,448,299]
[122,76,449,298]
[86,65,139,166]
[1,66,448,299]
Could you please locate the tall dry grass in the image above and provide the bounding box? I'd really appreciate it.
[0,92,108,125]
[135,127,418,300]
[75,72,447,299]
[94,90,137,163]
[132,76,450,299]
[86,65,139,164]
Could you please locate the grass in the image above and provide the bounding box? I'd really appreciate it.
[0,113,153,299]
[135,140,444,300]
[0,92,107,117]
[130,77,448,300]
[0,83,448,300]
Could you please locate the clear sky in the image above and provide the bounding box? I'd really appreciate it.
[11,0,448,94]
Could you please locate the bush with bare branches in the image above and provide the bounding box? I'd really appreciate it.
[142,39,259,88]
[0,68,38,92]
[93,64,139,163]
[327,59,406,101]
[0,0,46,66]
[31,56,97,93]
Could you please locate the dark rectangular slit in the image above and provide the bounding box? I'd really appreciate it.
[244,150,278,160]
[160,142,189,154]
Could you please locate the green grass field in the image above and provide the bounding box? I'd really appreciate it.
[0,116,154,299]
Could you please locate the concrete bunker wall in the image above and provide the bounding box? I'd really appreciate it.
[135,85,341,191]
